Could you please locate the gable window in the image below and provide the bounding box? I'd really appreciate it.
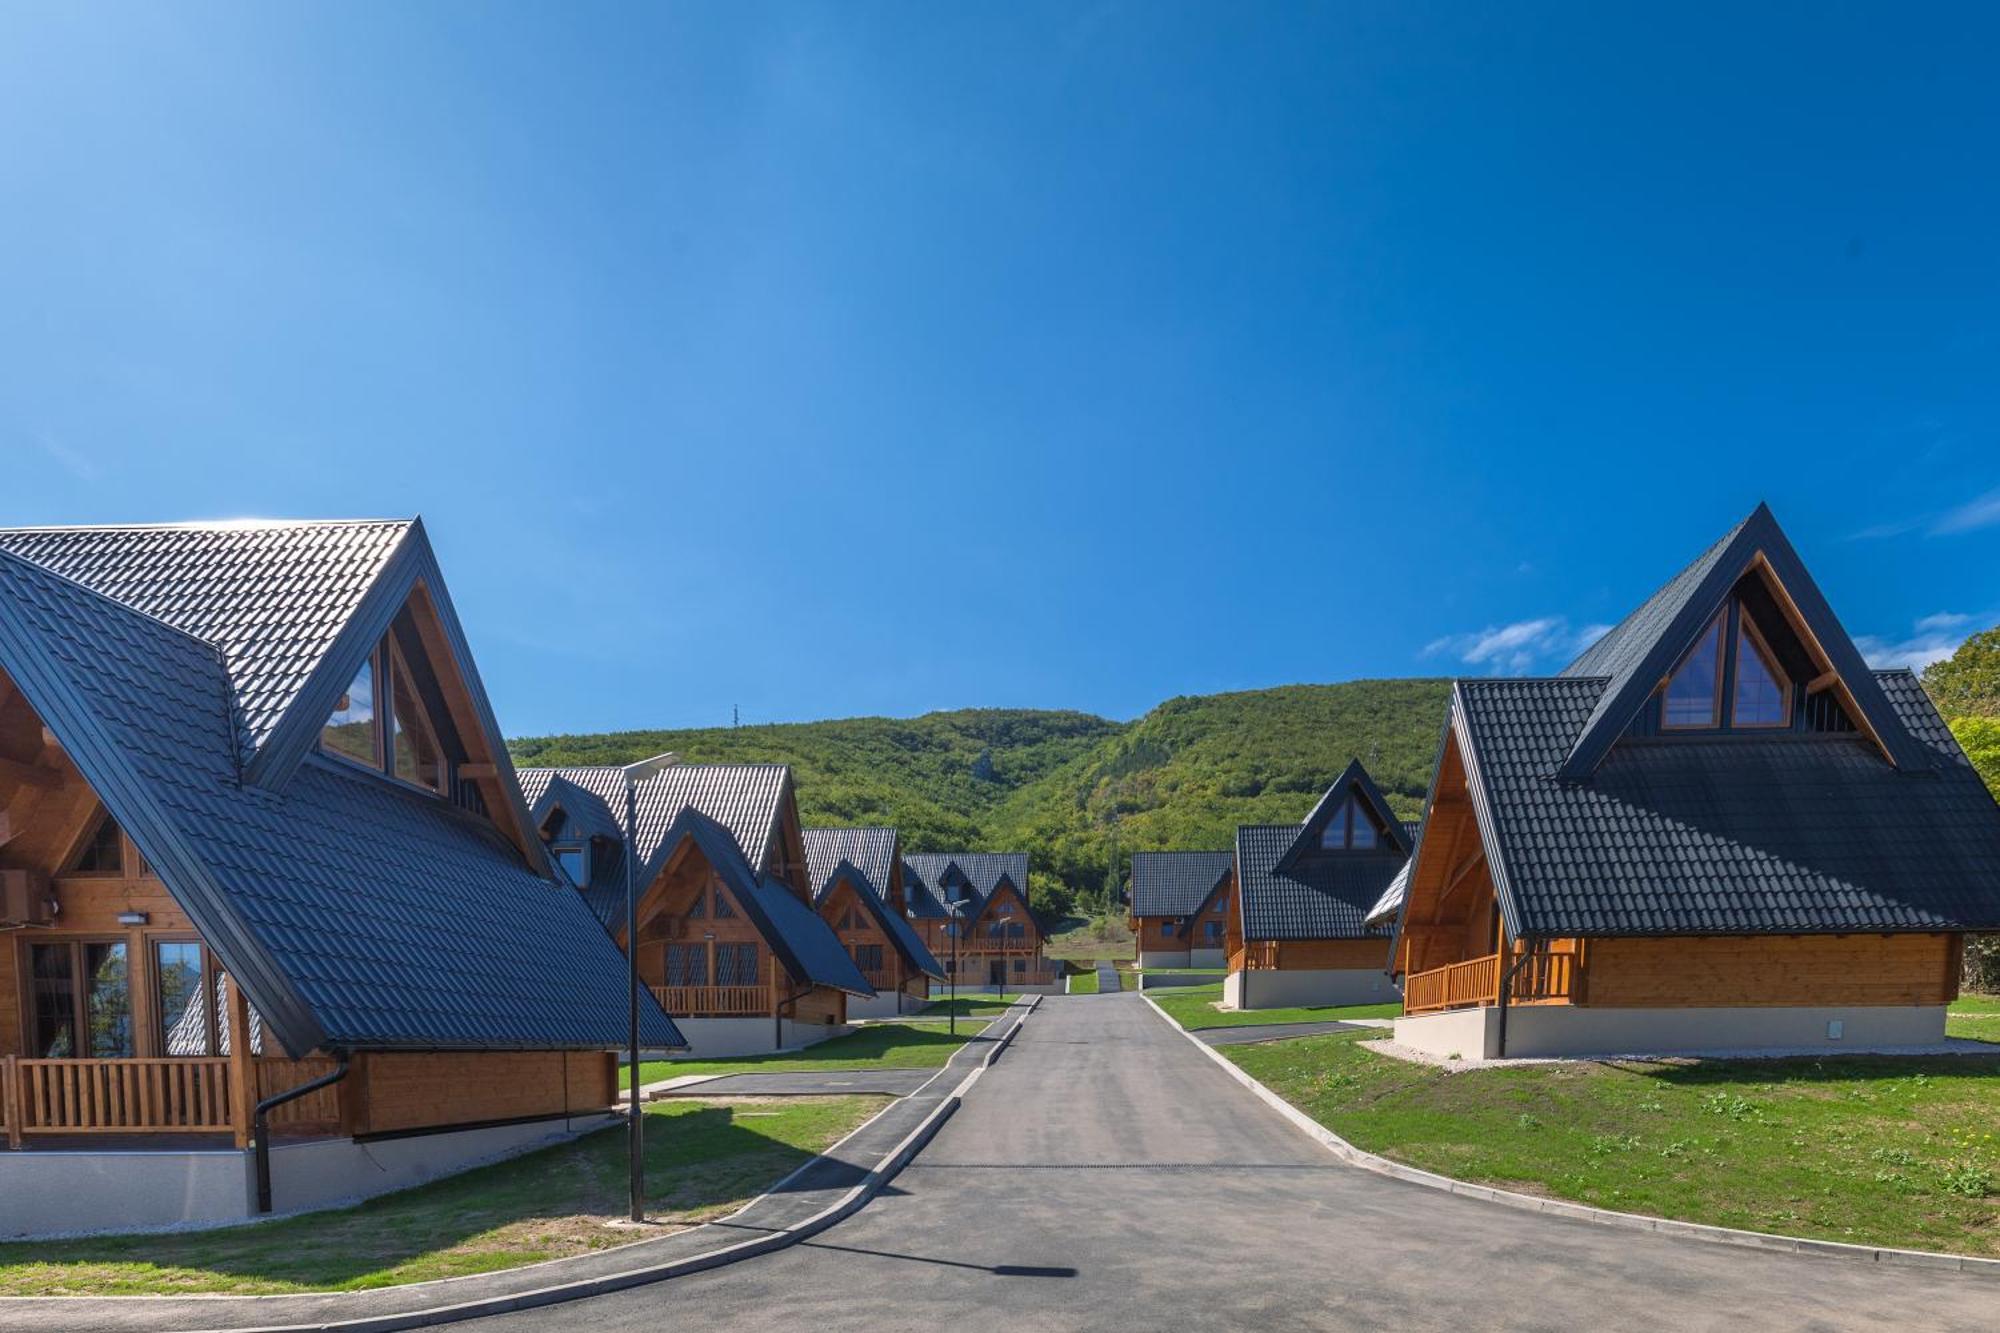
[1662,612,1725,729]
[554,843,591,886]
[321,638,450,794]
[1320,797,1381,851]
[687,891,706,919]
[712,888,736,919]
[71,815,125,874]
[1732,617,1790,727]
[1659,599,1795,732]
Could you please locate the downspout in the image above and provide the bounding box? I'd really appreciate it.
[255,1056,351,1213]
[1494,945,1536,1060]
[775,973,814,1049]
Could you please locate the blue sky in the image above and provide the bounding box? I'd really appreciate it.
[3,4,1997,735]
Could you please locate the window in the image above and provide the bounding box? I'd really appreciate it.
[1732,618,1790,727]
[214,973,262,1055]
[554,844,591,886]
[1012,958,1025,974]
[853,944,884,973]
[1007,922,1025,939]
[320,637,451,794]
[1657,599,1798,733]
[715,943,759,986]
[665,943,708,987]
[1662,612,1725,729]
[1319,797,1381,851]
[1204,920,1225,942]
[323,656,381,766]
[71,816,125,874]
[687,890,705,919]
[156,941,209,1054]
[713,889,735,919]
[29,941,132,1058]
[1161,921,1177,939]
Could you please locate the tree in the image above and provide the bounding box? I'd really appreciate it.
[1949,717,2000,799]
[1922,626,2000,718]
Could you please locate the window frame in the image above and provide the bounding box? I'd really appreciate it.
[1730,612,1793,729]
[1660,610,1728,732]
[24,936,136,1059]
[319,640,454,797]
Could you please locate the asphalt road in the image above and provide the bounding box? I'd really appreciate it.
[477,993,1995,1331]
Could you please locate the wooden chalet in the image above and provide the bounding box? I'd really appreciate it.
[1128,851,1236,969]
[0,520,677,1236]
[903,853,1060,991]
[519,762,874,1056]
[804,828,945,1018]
[1386,504,2000,1059]
[1226,760,1412,1009]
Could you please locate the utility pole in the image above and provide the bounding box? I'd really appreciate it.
[732,704,739,728]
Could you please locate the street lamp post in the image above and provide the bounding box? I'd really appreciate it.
[947,901,964,1037]
[624,774,643,1223]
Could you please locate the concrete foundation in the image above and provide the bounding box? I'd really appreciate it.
[1139,948,1191,969]
[1189,947,1227,969]
[1392,1003,1952,1060]
[1224,967,1401,1010]
[846,989,929,1020]
[672,1016,848,1058]
[0,1112,619,1239]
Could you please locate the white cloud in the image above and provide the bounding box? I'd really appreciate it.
[1854,612,1984,672]
[1932,489,2000,536]
[1423,617,1610,675]
[34,432,102,483]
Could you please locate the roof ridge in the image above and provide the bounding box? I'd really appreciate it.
[0,518,415,534]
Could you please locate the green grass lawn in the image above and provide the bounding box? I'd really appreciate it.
[915,993,1024,1019]
[626,1020,989,1087]
[1948,993,2000,1044]
[1069,969,1100,994]
[0,1096,880,1295]
[1149,982,1402,1030]
[1228,1031,2000,1257]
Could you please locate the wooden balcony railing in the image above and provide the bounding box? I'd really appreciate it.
[650,985,767,1017]
[1404,944,1581,1016]
[1404,953,1499,1015]
[0,1054,352,1148]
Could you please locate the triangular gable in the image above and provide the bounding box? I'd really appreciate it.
[241,520,548,869]
[1278,759,1412,870]
[1555,503,1925,781]
[1171,870,1235,940]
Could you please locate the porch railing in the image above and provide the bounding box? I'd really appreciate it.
[650,985,767,1016]
[5,1056,234,1138]
[1404,944,1581,1015]
[1404,954,1499,1015]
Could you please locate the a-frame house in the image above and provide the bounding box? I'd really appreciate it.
[805,828,945,1017]
[1128,852,1236,969]
[1226,760,1411,1009]
[903,853,1059,991]
[0,520,678,1236]
[519,762,874,1057]
[1389,503,2000,1059]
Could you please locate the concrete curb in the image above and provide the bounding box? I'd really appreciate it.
[1138,991,2000,1279]
[213,1000,1037,1333]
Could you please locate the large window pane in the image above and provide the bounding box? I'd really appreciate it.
[389,653,446,792]
[214,973,264,1056]
[716,943,759,986]
[323,656,380,766]
[85,942,133,1058]
[73,816,124,873]
[1350,805,1379,850]
[29,944,76,1058]
[156,941,210,1055]
[1663,613,1725,728]
[665,943,708,987]
[1733,620,1790,727]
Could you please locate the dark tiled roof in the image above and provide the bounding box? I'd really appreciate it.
[519,762,787,896]
[804,828,899,906]
[1129,851,1234,917]
[805,828,945,981]
[0,532,682,1054]
[1365,862,1410,928]
[902,851,1030,919]
[1456,671,2000,937]
[0,520,412,754]
[1236,826,1402,941]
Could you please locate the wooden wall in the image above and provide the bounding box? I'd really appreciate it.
[1586,933,1961,1008]
[822,880,897,985]
[353,1050,616,1136]
[789,986,845,1026]
[1272,938,1393,971]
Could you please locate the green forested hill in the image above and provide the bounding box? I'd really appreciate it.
[508,679,1451,917]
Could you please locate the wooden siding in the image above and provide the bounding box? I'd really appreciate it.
[821,879,902,992]
[353,1050,615,1135]
[1584,933,1961,1008]
[1268,938,1392,971]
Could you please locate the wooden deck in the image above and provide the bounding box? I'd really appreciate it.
[1403,944,1580,1015]
[2,1054,342,1148]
